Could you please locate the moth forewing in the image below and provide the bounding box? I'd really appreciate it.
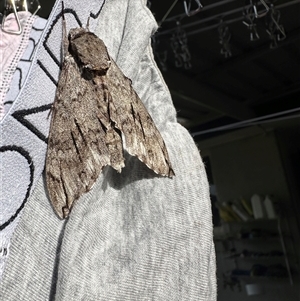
[105,59,175,178]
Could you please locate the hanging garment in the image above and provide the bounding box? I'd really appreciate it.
[0,1,216,300]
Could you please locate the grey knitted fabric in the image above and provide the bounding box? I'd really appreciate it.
[0,0,216,300]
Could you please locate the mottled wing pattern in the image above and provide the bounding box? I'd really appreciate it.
[46,28,174,219]
[105,59,175,178]
[46,54,124,219]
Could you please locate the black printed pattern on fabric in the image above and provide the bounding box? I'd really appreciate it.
[12,104,52,143]
[3,25,45,112]
[0,146,34,230]
[43,9,82,67]
[1,21,45,230]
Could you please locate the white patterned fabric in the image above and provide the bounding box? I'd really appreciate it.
[0,12,46,278]
[0,12,37,119]
[0,0,216,300]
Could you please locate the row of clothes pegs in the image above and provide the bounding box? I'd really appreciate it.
[0,0,41,35]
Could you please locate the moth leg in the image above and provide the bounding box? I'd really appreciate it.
[62,207,70,219]
[47,106,53,120]
[59,166,71,218]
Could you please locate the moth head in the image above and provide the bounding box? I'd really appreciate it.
[69,28,111,73]
[68,27,87,41]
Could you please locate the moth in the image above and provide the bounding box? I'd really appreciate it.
[45,17,174,219]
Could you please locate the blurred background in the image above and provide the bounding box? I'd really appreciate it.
[148,1,300,300]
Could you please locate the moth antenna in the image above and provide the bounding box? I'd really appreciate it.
[86,16,91,31]
[61,1,68,58]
